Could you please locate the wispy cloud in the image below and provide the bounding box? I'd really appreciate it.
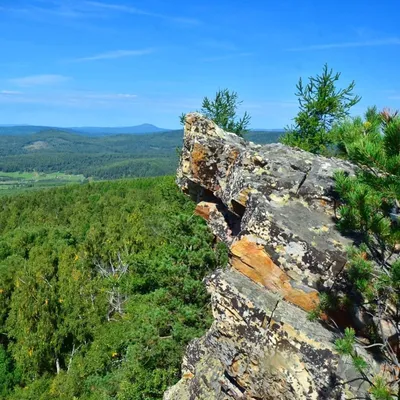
[71,49,153,62]
[9,75,71,87]
[0,3,87,19]
[286,37,400,51]
[83,93,137,100]
[0,90,138,107]
[84,1,149,15]
[0,90,23,95]
[85,1,201,25]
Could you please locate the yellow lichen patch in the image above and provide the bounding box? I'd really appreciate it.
[269,193,291,206]
[181,160,191,175]
[236,187,257,206]
[276,318,333,352]
[309,225,330,234]
[275,244,286,254]
[330,239,345,250]
[254,167,265,175]
[182,371,194,380]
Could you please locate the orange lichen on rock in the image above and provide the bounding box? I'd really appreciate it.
[194,202,218,221]
[230,236,319,312]
[191,142,208,180]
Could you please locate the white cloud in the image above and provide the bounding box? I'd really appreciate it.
[9,74,71,87]
[0,90,138,107]
[72,49,153,62]
[286,38,400,51]
[84,1,148,15]
[0,90,23,95]
[82,93,137,99]
[85,1,200,25]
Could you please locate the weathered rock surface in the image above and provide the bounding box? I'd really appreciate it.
[165,114,379,399]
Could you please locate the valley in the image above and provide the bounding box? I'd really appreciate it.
[0,127,283,195]
[0,171,87,196]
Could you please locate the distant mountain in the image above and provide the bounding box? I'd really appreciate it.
[0,125,56,136]
[70,124,171,136]
[247,129,284,144]
[0,124,284,138]
[0,124,172,136]
[251,128,285,133]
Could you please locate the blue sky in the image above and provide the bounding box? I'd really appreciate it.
[0,0,399,128]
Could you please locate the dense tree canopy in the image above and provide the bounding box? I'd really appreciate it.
[0,176,228,399]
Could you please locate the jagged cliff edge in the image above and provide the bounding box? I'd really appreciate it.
[164,113,381,399]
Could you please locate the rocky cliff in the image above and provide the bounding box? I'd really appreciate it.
[164,114,380,400]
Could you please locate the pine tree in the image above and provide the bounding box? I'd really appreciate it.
[281,64,361,154]
[180,88,251,137]
[333,109,400,398]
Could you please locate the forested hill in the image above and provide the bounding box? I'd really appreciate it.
[0,129,283,181]
[0,176,228,399]
[0,124,170,136]
[0,130,183,180]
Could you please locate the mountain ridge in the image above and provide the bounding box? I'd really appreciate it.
[0,124,285,136]
[0,123,172,136]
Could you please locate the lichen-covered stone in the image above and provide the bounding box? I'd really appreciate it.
[164,270,378,399]
[165,114,380,399]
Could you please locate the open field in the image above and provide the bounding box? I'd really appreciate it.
[0,171,87,195]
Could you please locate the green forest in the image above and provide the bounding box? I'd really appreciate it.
[0,130,183,182]
[0,177,228,399]
[0,128,281,191]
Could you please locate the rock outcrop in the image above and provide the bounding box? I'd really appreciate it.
[164,114,380,399]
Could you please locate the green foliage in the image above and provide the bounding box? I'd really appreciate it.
[370,376,395,400]
[307,292,338,321]
[281,64,361,154]
[332,108,400,398]
[0,345,19,397]
[334,112,400,258]
[0,176,228,399]
[335,328,369,374]
[345,246,374,293]
[181,89,251,137]
[335,327,356,355]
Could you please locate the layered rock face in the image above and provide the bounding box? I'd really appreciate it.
[164,114,378,400]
